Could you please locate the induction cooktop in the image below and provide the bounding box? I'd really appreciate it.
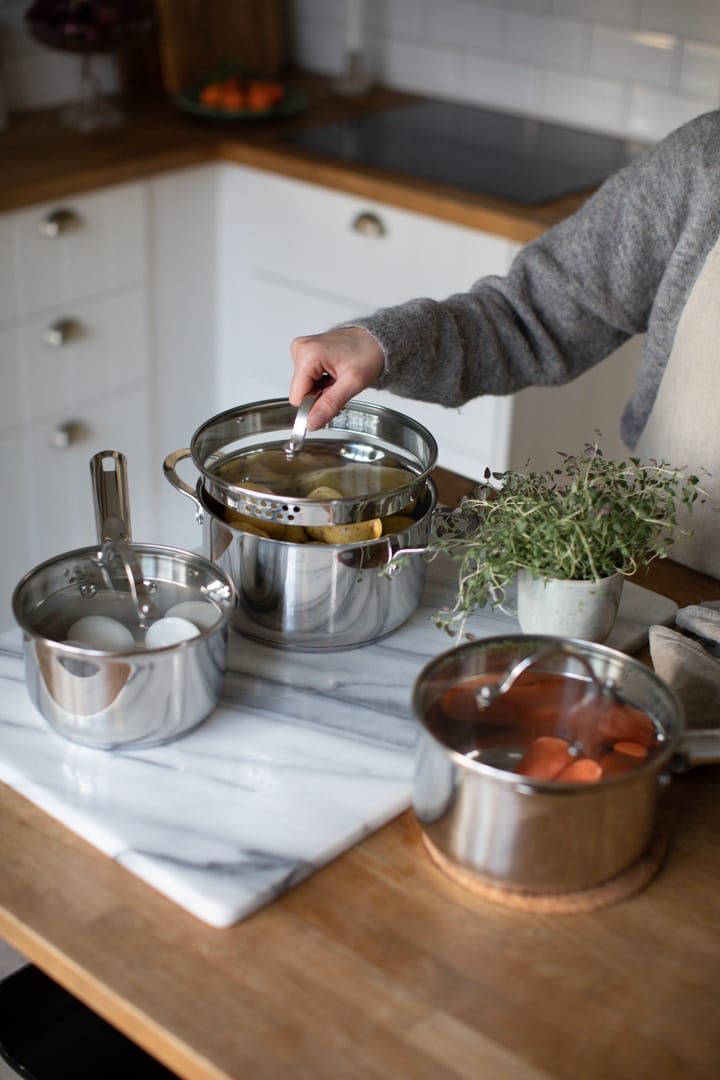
[280,100,647,205]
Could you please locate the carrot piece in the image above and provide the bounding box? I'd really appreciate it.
[439,685,480,724]
[600,740,651,778]
[220,88,247,111]
[246,83,275,111]
[515,735,574,780]
[556,758,603,784]
[595,702,656,747]
[200,83,223,106]
[613,740,649,758]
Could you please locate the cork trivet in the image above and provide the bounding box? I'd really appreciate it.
[422,827,667,914]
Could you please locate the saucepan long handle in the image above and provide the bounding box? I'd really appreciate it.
[91,449,133,544]
[89,450,156,624]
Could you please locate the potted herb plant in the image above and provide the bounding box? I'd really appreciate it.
[429,438,705,642]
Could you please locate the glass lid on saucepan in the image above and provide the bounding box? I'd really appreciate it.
[189,397,438,527]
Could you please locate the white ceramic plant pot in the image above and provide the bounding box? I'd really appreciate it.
[516,571,624,643]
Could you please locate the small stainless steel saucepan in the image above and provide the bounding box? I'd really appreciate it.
[12,451,236,750]
[412,635,697,895]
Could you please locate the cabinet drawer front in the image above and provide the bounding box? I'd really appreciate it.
[0,427,32,631]
[19,289,148,423]
[0,324,23,435]
[0,214,17,325]
[27,387,155,569]
[9,182,147,318]
[219,166,513,311]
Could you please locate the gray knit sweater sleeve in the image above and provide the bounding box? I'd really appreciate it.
[352,110,720,448]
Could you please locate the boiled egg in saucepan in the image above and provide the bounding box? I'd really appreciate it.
[163,599,220,629]
[66,615,135,652]
[144,616,201,649]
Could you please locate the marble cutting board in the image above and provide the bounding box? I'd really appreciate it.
[0,561,676,928]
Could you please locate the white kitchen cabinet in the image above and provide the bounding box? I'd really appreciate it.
[147,164,219,551]
[215,164,641,482]
[0,182,155,631]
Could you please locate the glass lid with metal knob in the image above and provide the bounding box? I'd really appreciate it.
[187,398,439,527]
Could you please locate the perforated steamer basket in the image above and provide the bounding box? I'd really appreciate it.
[179,397,438,528]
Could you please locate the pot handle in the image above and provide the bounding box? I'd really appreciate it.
[91,449,132,543]
[89,450,157,623]
[163,448,204,525]
[671,729,720,772]
[384,545,431,577]
[383,502,452,577]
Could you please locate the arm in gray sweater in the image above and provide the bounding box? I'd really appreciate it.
[354,110,720,448]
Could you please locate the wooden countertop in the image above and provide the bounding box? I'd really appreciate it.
[1,466,719,1080]
[0,75,590,243]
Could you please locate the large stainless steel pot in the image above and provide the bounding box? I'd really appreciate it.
[12,451,236,750]
[164,453,436,650]
[412,636,684,894]
[163,397,439,650]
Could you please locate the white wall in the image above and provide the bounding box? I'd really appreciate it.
[0,0,118,116]
[289,0,720,141]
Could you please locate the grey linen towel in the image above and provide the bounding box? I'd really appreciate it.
[649,603,720,768]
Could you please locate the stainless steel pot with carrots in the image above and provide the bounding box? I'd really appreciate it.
[412,635,685,894]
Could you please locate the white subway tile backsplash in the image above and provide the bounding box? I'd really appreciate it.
[0,2,41,60]
[459,51,543,115]
[295,17,345,76]
[541,69,627,134]
[368,0,424,41]
[294,0,344,29]
[417,1,506,53]
[627,84,715,139]
[551,0,641,31]
[3,52,80,109]
[3,50,118,111]
[639,0,720,46]
[382,37,462,99]
[590,26,678,90]
[501,0,553,13]
[505,12,590,71]
[679,40,720,99]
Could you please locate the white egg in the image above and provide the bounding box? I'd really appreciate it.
[66,615,135,652]
[145,616,201,649]
[163,600,220,630]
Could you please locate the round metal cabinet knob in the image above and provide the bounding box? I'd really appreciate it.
[38,208,82,238]
[43,318,81,347]
[50,420,88,449]
[351,211,386,237]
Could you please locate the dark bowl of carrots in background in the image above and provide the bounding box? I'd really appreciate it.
[173,66,307,121]
[412,634,684,895]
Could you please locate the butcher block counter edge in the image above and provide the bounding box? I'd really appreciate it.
[0,75,591,243]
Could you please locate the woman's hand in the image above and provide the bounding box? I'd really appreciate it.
[289,327,385,430]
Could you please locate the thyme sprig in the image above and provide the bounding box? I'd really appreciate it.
[431,439,705,636]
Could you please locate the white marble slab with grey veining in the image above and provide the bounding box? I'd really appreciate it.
[0,561,676,928]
